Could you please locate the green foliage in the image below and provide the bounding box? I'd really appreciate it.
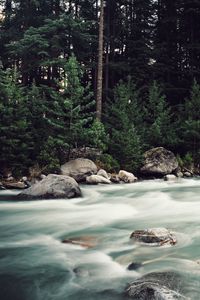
[144,81,176,148]
[96,154,120,173]
[0,67,32,171]
[37,137,61,174]
[87,120,108,151]
[176,153,194,170]
[181,79,200,162]
[61,54,95,148]
[106,79,143,172]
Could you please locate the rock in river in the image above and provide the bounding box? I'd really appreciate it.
[164,174,177,181]
[130,228,177,246]
[141,147,178,177]
[118,170,137,183]
[61,158,97,182]
[62,236,97,248]
[18,174,81,200]
[125,272,184,299]
[86,174,111,184]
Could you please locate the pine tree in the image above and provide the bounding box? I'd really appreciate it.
[182,79,200,162]
[106,79,143,172]
[0,67,32,174]
[144,81,175,148]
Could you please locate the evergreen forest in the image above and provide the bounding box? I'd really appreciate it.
[0,0,200,176]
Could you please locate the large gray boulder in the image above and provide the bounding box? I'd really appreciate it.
[61,158,97,182]
[125,272,184,299]
[141,147,178,176]
[18,174,81,200]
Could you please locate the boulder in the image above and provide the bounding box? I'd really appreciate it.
[62,236,97,248]
[61,158,97,182]
[183,171,192,178]
[18,174,81,200]
[86,174,111,184]
[0,182,5,190]
[125,272,184,299]
[118,170,137,183]
[22,176,28,182]
[164,174,177,181]
[130,228,177,246]
[40,174,46,180]
[140,147,178,177]
[110,174,120,183]
[176,171,183,178]
[97,169,110,179]
[3,181,27,189]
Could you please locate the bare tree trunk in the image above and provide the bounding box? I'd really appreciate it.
[96,0,104,121]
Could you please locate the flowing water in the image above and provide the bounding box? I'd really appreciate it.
[0,179,200,300]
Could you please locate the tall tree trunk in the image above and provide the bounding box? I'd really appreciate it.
[96,0,104,121]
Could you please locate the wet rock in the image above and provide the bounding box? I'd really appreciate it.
[97,169,110,179]
[176,171,183,178]
[18,174,81,200]
[62,236,96,248]
[127,262,142,271]
[130,228,177,246]
[110,174,120,183]
[125,272,184,299]
[86,174,111,184]
[3,181,27,189]
[73,267,90,277]
[141,147,178,177]
[40,174,46,180]
[6,176,15,182]
[183,171,192,178]
[0,182,5,190]
[22,176,28,182]
[118,170,137,183]
[164,174,177,181]
[61,158,97,182]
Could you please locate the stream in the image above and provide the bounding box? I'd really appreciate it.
[0,178,200,299]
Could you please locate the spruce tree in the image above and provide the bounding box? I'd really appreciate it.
[182,79,200,162]
[106,79,143,172]
[0,67,32,174]
[144,81,175,148]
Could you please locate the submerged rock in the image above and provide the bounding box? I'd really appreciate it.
[18,174,81,200]
[86,174,111,184]
[125,272,184,299]
[130,228,177,246]
[73,267,90,277]
[61,158,97,182]
[118,170,137,183]
[141,147,178,177]
[127,262,143,271]
[62,236,97,248]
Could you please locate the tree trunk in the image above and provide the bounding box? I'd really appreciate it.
[96,0,104,121]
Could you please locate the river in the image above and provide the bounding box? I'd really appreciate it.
[0,178,200,299]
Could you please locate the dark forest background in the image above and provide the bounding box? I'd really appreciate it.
[0,0,200,176]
